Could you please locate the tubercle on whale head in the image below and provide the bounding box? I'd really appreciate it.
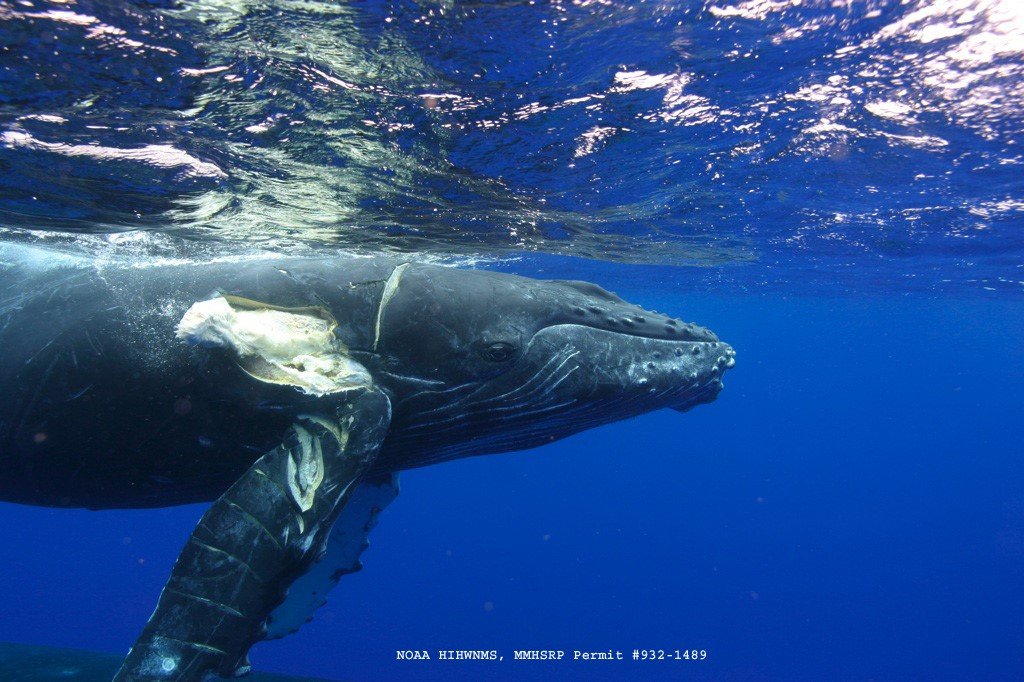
[360,263,734,466]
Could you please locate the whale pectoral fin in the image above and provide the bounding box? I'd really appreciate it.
[114,389,391,682]
[265,472,400,639]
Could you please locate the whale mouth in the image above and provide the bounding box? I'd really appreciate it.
[662,340,734,412]
[568,321,735,413]
[577,301,734,398]
[524,324,734,416]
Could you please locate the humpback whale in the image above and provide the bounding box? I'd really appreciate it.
[0,242,735,680]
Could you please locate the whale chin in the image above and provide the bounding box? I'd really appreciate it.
[669,379,724,413]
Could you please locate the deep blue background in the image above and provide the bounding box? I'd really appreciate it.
[2,275,1021,681]
[2,0,1024,678]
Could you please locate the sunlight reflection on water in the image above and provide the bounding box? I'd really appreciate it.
[0,0,1021,293]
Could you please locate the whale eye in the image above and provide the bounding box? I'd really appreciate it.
[482,342,516,362]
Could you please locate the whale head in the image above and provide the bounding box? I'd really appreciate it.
[365,264,734,469]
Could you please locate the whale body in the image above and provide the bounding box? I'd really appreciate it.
[0,241,734,680]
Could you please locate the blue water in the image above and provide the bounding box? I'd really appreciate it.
[1,0,1023,680]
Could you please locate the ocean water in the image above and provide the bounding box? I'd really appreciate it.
[1,1,1022,681]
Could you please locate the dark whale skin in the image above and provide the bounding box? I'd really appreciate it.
[0,249,395,509]
[1,244,732,512]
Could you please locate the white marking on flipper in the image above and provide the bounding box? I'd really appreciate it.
[265,473,400,639]
[285,423,324,513]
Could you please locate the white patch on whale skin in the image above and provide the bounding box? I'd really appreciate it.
[176,296,371,396]
[373,262,410,351]
[285,423,324,513]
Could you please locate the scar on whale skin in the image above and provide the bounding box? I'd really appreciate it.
[373,263,409,351]
[175,294,371,396]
